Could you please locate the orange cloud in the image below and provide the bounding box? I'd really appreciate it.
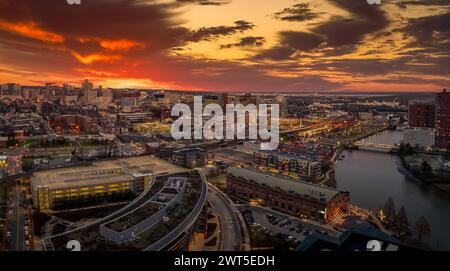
[71,51,122,64]
[0,20,64,43]
[99,39,145,51]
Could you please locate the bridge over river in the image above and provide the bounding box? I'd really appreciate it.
[353,142,398,152]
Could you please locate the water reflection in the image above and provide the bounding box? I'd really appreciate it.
[335,130,450,250]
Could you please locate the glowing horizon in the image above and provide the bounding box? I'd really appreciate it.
[0,0,449,92]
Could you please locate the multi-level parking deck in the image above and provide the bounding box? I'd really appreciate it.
[43,170,208,251]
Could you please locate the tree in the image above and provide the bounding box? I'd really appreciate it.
[414,216,431,243]
[395,206,409,232]
[383,197,396,227]
[421,161,433,177]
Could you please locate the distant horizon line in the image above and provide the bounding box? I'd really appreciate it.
[2,83,445,96]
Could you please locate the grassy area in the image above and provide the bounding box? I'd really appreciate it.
[53,203,127,222]
[249,227,273,248]
[248,227,293,251]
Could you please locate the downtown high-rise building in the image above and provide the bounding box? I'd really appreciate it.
[435,89,450,149]
[81,79,97,104]
[408,102,435,128]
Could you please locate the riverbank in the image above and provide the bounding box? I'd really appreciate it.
[335,129,450,250]
[397,154,450,195]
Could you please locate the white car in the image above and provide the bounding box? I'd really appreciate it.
[25,240,30,246]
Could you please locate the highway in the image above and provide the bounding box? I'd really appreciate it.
[208,186,243,251]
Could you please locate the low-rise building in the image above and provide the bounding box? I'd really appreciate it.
[172,148,208,169]
[226,167,349,223]
[117,112,153,127]
[30,156,183,211]
[52,114,99,134]
[254,150,322,179]
[43,170,208,251]
[403,127,435,149]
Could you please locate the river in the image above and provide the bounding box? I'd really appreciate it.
[335,129,450,250]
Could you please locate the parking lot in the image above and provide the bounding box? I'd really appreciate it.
[241,205,341,246]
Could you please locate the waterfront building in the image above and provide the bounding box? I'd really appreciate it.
[403,127,435,150]
[254,150,322,179]
[408,102,435,128]
[435,89,450,149]
[226,167,349,223]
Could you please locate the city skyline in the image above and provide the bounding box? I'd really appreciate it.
[0,0,449,92]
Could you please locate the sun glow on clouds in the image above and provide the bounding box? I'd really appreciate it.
[0,0,449,92]
[99,78,176,89]
[79,37,145,51]
[0,20,64,43]
[99,39,145,51]
[71,51,122,64]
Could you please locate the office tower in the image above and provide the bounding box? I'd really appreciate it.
[1,83,21,96]
[435,89,450,149]
[81,79,96,104]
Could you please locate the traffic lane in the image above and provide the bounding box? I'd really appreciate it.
[10,184,26,251]
[208,190,240,251]
[8,186,18,251]
[210,185,245,250]
[208,191,234,250]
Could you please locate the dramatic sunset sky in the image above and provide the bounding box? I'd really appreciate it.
[0,0,449,92]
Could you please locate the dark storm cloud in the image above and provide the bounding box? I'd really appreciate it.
[176,0,231,5]
[274,3,321,22]
[401,11,450,53]
[279,31,325,51]
[186,20,254,42]
[396,0,450,9]
[320,44,358,57]
[255,0,389,60]
[310,58,410,76]
[312,0,389,47]
[220,36,265,49]
[373,76,450,86]
[0,0,255,56]
[253,31,324,60]
[0,0,190,50]
[253,47,297,61]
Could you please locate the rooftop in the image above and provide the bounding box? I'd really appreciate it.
[46,170,208,251]
[227,167,344,203]
[256,150,320,162]
[31,155,183,190]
